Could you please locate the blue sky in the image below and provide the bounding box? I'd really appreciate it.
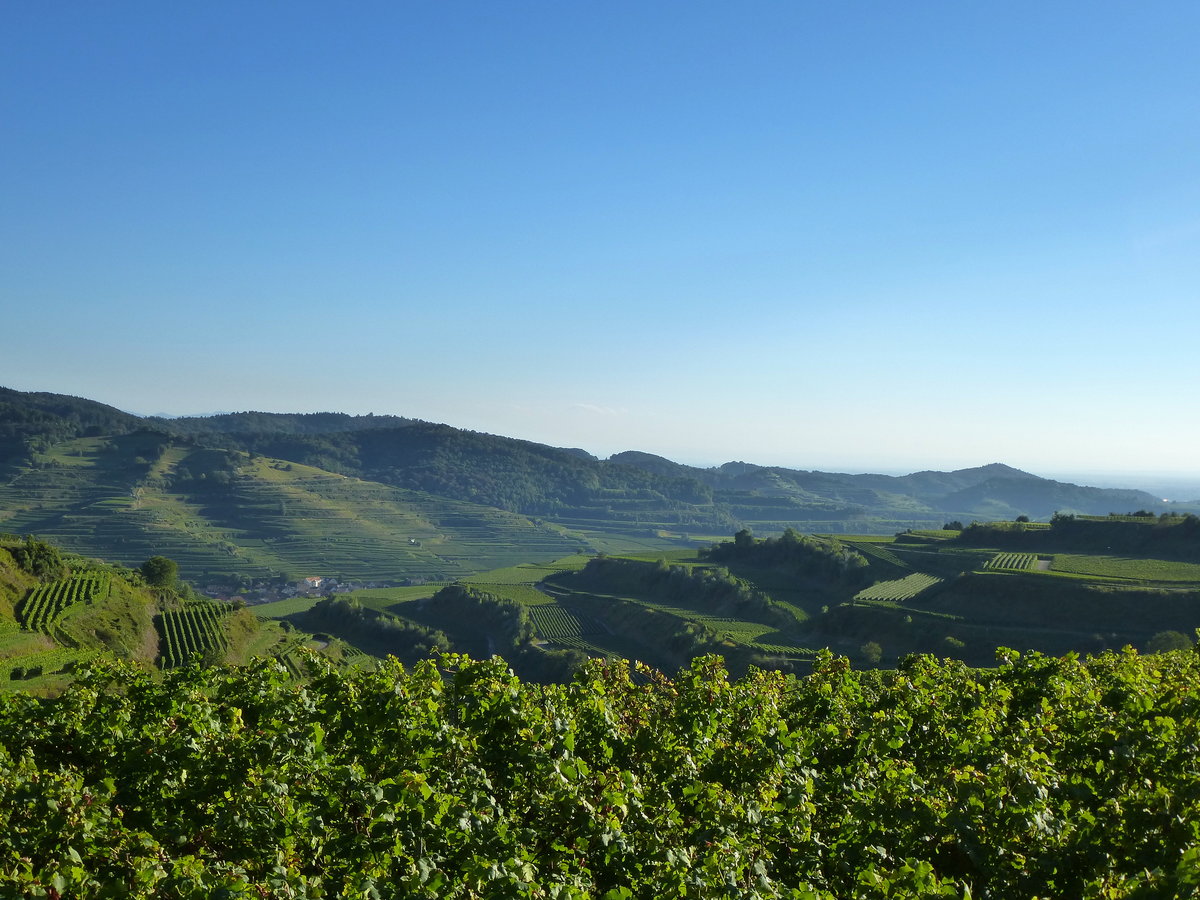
[3,2,1199,479]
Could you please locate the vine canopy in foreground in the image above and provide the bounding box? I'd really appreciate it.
[2,646,1200,898]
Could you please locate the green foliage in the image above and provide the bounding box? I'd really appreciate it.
[575,555,802,631]
[1,649,1200,896]
[139,555,178,589]
[1146,630,1192,653]
[704,527,870,585]
[420,583,535,655]
[966,513,1200,560]
[291,595,450,665]
[9,536,66,581]
[0,546,37,621]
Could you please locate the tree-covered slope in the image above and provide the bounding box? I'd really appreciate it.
[0,387,149,470]
[938,476,1161,519]
[611,454,1166,522]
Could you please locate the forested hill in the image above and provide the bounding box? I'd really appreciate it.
[144,418,1170,524]
[607,452,1166,520]
[0,387,1175,541]
[0,387,147,465]
[147,421,720,521]
[938,476,1161,520]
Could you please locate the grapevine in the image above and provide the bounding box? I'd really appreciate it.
[0,647,1198,897]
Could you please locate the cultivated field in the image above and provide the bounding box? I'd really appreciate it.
[1049,554,1200,582]
[854,573,943,602]
[18,574,110,632]
[984,552,1038,571]
[156,600,236,668]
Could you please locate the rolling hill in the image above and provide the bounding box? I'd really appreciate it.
[0,386,1175,585]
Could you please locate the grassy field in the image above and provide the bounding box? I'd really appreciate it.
[0,646,98,688]
[458,554,594,586]
[249,595,329,619]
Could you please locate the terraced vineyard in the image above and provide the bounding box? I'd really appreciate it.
[17,574,111,633]
[528,604,592,641]
[630,599,770,641]
[984,552,1038,571]
[156,600,236,668]
[0,439,585,583]
[522,598,617,658]
[843,540,910,569]
[751,640,817,657]
[853,572,943,602]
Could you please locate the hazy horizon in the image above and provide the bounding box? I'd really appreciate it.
[5,2,1199,481]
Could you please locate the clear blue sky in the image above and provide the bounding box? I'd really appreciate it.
[3,2,1199,478]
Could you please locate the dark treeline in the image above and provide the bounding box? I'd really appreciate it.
[0,387,147,465]
[421,584,534,656]
[152,410,420,437]
[4,535,67,581]
[959,513,1200,559]
[404,584,587,684]
[292,596,450,666]
[702,527,870,585]
[570,554,805,632]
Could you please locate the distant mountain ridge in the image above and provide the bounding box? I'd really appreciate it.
[0,386,1176,580]
[603,453,1156,520]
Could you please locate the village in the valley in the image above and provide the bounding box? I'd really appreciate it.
[202,573,412,606]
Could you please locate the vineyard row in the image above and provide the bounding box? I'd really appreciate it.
[157,602,234,669]
[17,575,111,633]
